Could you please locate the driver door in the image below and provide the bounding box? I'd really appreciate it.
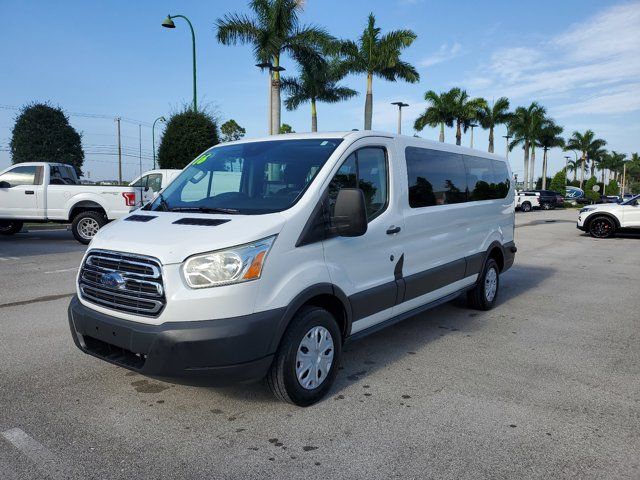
[0,165,43,219]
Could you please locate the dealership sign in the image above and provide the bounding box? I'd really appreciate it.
[566,186,585,199]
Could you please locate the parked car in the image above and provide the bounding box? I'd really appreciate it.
[68,131,516,406]
[0,162,141,244]
[525,189,563,209]
[129,169,181,205]
[577,194,640,238]
[599,195,620,204]
[516,191,540,212]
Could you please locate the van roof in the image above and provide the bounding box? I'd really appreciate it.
[221,131,509,162]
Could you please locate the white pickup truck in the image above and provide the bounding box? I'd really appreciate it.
[0,162,141,244]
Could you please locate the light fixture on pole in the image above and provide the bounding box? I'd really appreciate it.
[469,122,478,149]
[162,14,197,112]
[152,116,167,169]
[391,102,409,135]
[503,133,512,159]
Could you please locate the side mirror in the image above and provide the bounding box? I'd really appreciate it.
[0,181,10,188]
[332,188,368,237]
[144,186,150,192]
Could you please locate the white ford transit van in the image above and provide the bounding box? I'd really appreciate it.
[68,131,516,406]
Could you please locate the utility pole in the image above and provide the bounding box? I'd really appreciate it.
[139,124,143,180]
[115,117,122,184]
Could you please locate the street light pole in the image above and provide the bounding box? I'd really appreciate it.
[162,15,197,112]
[503,134,512,160]
[564,155,571,196]
[469,122,478,149]
[152,116,166,169]
[391,102,409,135]
[256,63,273,134]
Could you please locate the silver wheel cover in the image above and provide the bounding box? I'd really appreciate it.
[78,218,100,240]
[296,326,335,390]
[484,267,498,302]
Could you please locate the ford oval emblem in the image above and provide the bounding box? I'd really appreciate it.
[101,272,126,289]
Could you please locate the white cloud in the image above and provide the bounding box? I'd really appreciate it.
[420,42,463,68]
[464,2,640,117]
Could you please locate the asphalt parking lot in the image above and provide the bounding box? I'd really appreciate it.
[1,210,638,479]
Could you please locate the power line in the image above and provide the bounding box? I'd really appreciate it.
[0,104,152,127]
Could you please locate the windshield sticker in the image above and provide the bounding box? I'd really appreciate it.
[193,152,212,165]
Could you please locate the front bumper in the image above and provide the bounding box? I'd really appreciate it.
[68,296,285,386]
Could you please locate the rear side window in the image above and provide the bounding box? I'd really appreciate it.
[327,147,388,220]
[465,156,509,201]
[406,147,467,207]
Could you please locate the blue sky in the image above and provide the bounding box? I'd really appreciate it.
[1,0,638,181]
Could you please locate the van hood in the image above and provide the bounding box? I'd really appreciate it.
[89,211,287,265]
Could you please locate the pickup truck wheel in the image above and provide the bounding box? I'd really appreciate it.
[521,202,532,212]
[267,306,342,406]
[467,258,500,311]
[0,221,23,235]
[588,216,615,238]
[72,211,106,244]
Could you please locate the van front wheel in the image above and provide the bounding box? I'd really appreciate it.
[267,306,342,406]
[467,258,500,311]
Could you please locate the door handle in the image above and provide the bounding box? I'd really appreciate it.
[386,225,401,235]
[25,190,34,195]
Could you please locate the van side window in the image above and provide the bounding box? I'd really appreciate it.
[328,147,388,220]
[405,147,467,207]
[464,156,509,201]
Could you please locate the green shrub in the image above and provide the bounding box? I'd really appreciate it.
[584,176,600,202]
[158,109,219,169]
[549,169,566,196]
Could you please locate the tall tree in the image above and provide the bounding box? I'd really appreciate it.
[281,57,357,132]
[476,97,511,153]
[508,102,546,190]
[338,13,419,130]
[220,119,246,142]
[565,130,607,189]
[536,120,564,190]
[449,88,486,146]
[10,102,84,175]
[413,90,455,142]
[157,109,219,169]
[567,159,580,183]
[216,0,333,135]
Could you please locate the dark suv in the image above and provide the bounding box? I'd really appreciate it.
[525,190,564,210]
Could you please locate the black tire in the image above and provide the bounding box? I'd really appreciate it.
[467,258,500,311]
[267,306,342,406]
[521,202,532,213]
[0,220,23,235]
[588,216,615,238]
[71,211,106,244]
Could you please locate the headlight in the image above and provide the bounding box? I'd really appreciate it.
[182,236,276,289]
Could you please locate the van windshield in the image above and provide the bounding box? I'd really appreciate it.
[147,139,342,215]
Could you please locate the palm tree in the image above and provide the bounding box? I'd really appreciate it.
[567,159,580,183]
[600,151,626,187]
[449,88,486,146]
[281,58,357,132]
[216,0,333,135]
[508,102,546,189]
[476,97,511,153]
[413,90,455,142]
[338,13,419,130]
[565,130,607,189]
[536,120,564,189]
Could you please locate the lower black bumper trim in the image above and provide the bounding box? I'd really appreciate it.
[68,296,284,386]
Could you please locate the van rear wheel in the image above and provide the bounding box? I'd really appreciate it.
[467,258,500,311]
[0,221,23,235]
[267,306,342,406]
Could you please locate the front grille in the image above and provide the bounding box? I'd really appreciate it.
[79,250,165,316]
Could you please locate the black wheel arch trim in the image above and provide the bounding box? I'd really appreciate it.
[586,212,620,229]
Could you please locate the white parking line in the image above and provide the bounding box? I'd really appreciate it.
[1,428,64,479]
[44,268,78,274]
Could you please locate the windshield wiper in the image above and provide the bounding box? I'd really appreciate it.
[170,206,239,214]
